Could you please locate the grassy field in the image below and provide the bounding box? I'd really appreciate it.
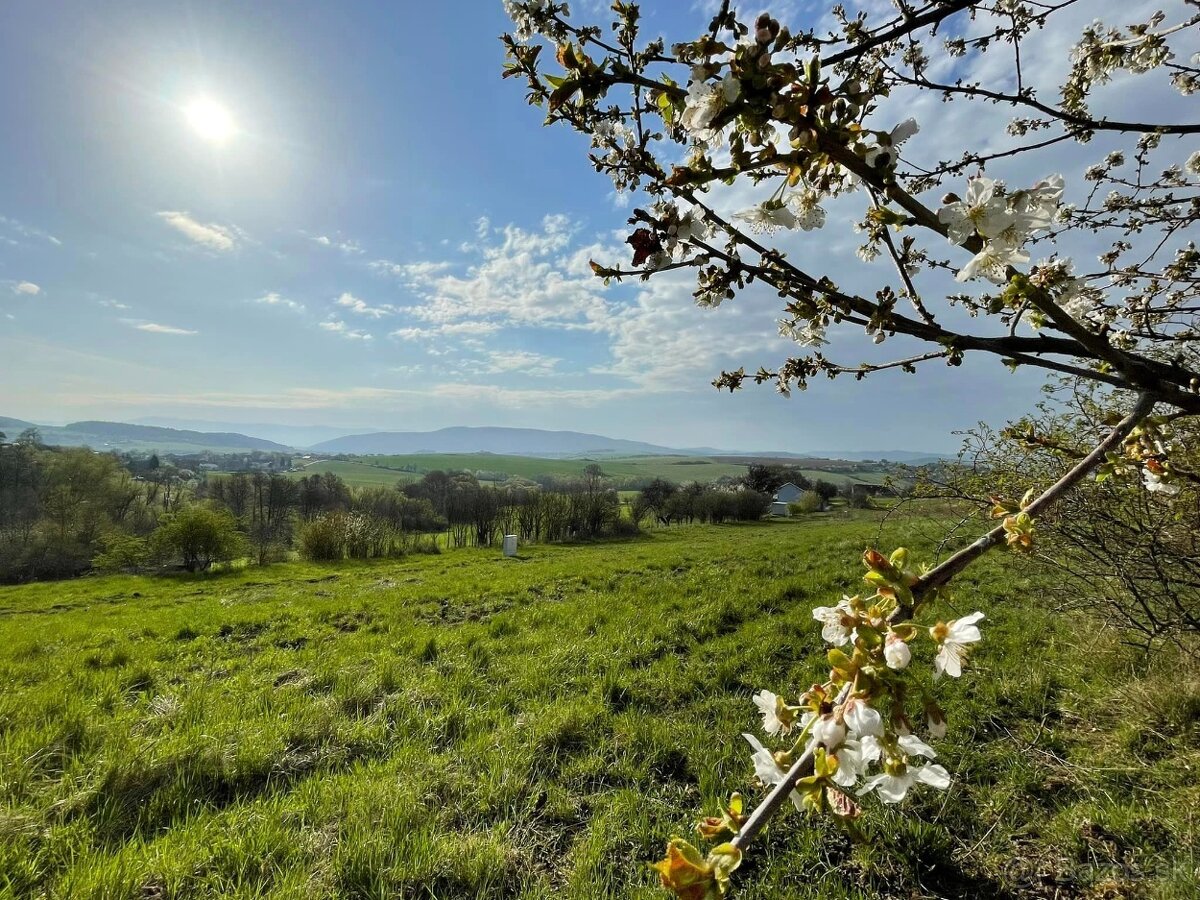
[286,459,422,487]
[1,517,1197,898]
[288,454,897,490]
[343,454,753,483]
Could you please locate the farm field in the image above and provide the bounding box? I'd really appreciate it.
[1,515,1197,898]
[287,453,898,490]
[285,459,421,487]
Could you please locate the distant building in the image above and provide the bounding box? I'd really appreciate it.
[773,482,804,504]
[770,501,792,517]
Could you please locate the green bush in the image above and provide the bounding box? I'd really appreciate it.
[148,506,245,573]
[92,535,149,574]
[789,490,824,514]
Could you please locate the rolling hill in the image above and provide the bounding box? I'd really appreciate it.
[310,426,683,457]
[0,419,289,453]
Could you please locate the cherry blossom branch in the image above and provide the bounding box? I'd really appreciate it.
[912,392,1157,598]
[729,682,852,851]
[884,67,1200,135]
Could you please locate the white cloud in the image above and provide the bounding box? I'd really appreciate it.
[97,298,129,310]
[335,292,392,318]
[369,259,453,283]
[313,234,364,254]
[255,291,305,312]
[320,319,373,340]
[389,320,501,340]
[14,281,40,296]
[393,213,614,331]
[0,215,61,246]
[122,320,198,335]
[487,350,561,376]
[157,211,236,251]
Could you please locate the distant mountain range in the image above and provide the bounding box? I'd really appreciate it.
[2,415,951,462]
[0,418,287,453]
[310,426,683,457]
[132,417,367,449]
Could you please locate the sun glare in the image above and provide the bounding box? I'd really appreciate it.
[184,97,236,143]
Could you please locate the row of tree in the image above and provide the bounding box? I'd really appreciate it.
[0,437,811,582]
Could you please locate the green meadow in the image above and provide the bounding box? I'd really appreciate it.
[287,454,896,490]
[1,516,1197,898]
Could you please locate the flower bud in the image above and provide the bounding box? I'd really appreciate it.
[884,633,911,670]
[812,714,847,750]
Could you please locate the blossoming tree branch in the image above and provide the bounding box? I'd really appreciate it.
[501,0,1200,894]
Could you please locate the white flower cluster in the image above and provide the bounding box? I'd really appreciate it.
[680,66,741,145]
[779,318,828,348]
[1070,18,1175,87]
[733,190,828,235]
[743,586,984,809]
[938,175,1064,284]
[502,0,551,43]
[745,690,951,806]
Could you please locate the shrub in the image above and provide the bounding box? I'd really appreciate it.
[148,506,245,573]
[790,490,824,514]
[93,535,149,574]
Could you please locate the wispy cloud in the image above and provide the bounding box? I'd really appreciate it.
[157,211,237,251]
[120,318,198,335]
[320,319,373,340]
[97,298,130,310]
[0,214,61,246]
[370,259,453,283]
[13,281,40,296]
[487,350,560,376]
[335,292,392,318]
[313,234,364,254]
[389,320,500,340]
[254,291,305,312]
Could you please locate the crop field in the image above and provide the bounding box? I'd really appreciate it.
[1,517,1197,899]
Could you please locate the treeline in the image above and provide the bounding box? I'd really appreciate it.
[0,434,807,584]
[631,479,773,526]
[0,441,644,581]
[0,435,190,582]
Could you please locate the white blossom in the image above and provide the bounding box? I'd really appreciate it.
[938,177,1009,244]
[733,202,797,233]
[830,735,881,788]
[811,713,847,750]
[753,689,793,736]
[785,189,827,231]
[780,319,828,348]
[1143,469,1181,496]
[503,0,549,42]
[680,74,739,141]
[955,240,1030,284]
[932,612,984,678]
[842,698,883,738]
[859,761,951,803]
[884,633,911,670]
[742,733,804,810]
[812,597,855,646]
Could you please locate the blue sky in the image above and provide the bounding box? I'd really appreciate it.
[0,0,1189,452]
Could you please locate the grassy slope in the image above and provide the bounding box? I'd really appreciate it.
[1,518,1196,899]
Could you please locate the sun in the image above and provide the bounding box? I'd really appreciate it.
[184,97,236,143]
